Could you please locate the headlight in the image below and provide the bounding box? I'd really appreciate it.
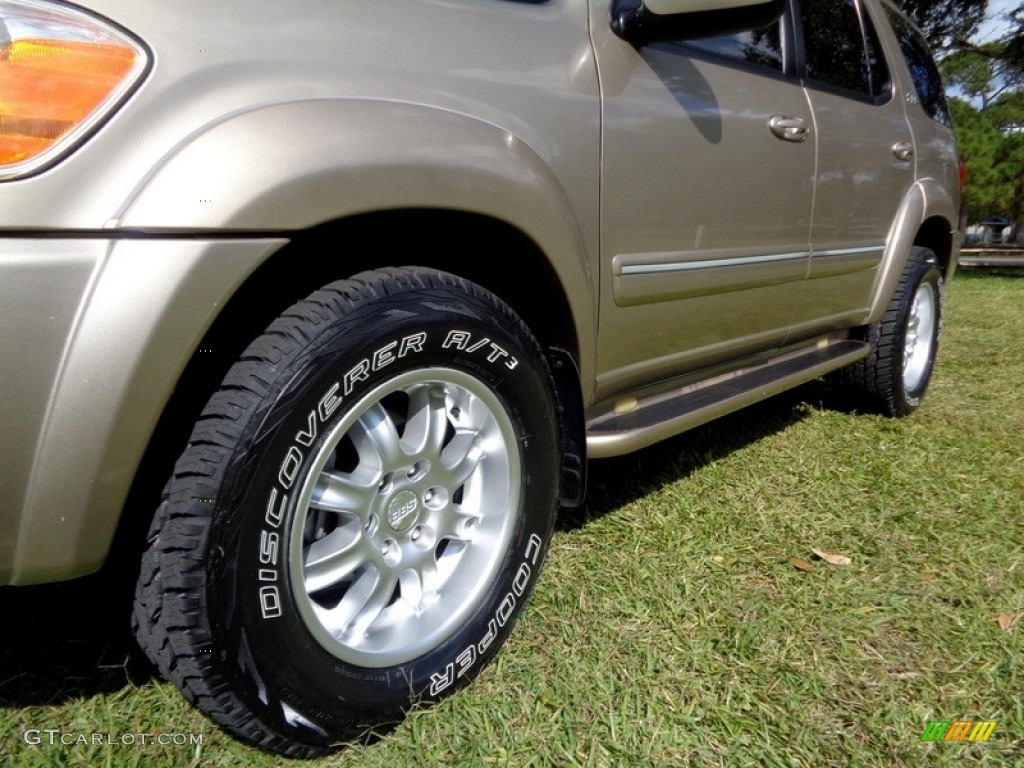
[0,0,148,179]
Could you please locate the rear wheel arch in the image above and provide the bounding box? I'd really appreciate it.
[912,214,956,280]
[867,182,957,325]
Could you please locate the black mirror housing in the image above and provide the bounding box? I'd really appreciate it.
[611,0,784,46]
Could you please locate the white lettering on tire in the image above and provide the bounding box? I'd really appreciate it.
[429,534,544,695]
[442,330,519,370]
[259,586,282,619]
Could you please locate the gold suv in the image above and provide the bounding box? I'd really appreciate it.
[0,0,958,755]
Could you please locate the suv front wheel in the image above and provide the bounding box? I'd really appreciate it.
[132,268,560,757]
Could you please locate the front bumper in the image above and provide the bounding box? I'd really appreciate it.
[0,235,285,585]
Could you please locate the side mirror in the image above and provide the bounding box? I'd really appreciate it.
[611,0,784,46]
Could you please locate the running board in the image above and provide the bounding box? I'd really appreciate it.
[586,339,870,458]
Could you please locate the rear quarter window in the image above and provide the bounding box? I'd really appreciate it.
[883,4,952,126]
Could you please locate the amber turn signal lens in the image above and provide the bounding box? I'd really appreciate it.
[0,2,147,178]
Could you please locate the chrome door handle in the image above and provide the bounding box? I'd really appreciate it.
[769,115,809,142]
[892,141,914,161]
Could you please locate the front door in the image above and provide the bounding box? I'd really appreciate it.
[591,2,816,399]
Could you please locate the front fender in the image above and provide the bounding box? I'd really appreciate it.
[118,99,596,375]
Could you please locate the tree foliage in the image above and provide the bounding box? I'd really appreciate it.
[899,2,1024,228]
[950,98,1024,224]
[941,42,1024,108]
[1007,4,1024,67]
[898,0,987,51]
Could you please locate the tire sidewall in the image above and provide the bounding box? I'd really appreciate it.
[204,290,559,741]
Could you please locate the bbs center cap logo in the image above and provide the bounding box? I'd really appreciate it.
[387,489,420,531]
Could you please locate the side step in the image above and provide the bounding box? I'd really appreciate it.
[586,339,869,458]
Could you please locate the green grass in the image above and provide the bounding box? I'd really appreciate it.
[2,270,1022,767]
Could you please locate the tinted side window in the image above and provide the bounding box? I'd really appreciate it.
[884,6,952,126]
[801,0,890,100]
[683,24,785,72]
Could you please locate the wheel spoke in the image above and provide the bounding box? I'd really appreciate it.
[448,387,494,433]
[441,433,484,488]
[349,403,405,469]
[437,505,479,543]
[310,470,376,516]
[304,524,370,593]
[401,384,450,458]
[341,568,399,639]
[398,563,438,609]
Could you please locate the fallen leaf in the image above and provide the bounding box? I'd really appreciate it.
[890,671,919,679]
[812,548,852,566]
[997,612,1024,631]
[789,557,814,572]
[711,555,725,563]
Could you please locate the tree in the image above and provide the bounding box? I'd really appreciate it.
[902,1,1024,235]
[941,42,1024,108]
[950,98,1024,228]
[1006,4,1024,67]
[899,0,987,51]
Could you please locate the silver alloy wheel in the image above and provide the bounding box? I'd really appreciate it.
[902,280,937,392]
[290,367,521,668]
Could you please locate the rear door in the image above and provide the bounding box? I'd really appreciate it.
[789,0,915,337]
[881,3,960,219]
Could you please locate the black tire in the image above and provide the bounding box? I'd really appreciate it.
[837,246,944,417]
[132,268,560,757]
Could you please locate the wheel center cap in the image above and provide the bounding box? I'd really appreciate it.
[387,489,420,532]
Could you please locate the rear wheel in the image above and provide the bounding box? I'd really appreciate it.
[837,246,944,416]
[132,268,560,756]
